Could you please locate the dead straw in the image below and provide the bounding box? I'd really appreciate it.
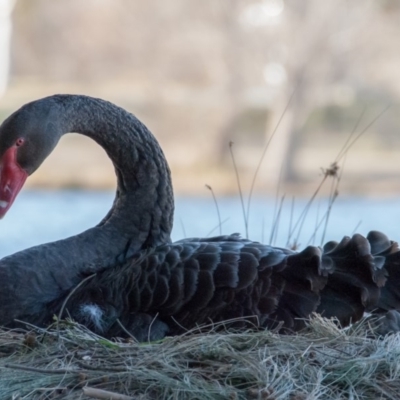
[0,315,399,399]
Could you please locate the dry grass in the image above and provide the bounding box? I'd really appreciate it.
[0,315,399,399]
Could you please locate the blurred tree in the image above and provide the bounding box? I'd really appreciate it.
[217,0,399,185]
[5,0,400,191]
[0,0,14,98]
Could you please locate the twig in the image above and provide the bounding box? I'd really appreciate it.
[148,312,160,343]
[336,105,390,162]
[335,107,365,162]
[287,197,296,249]
[288,175,327,246]
[4,363,75,375]
[246,87,298,225]
[229,141,248,238]
[57,273,97,337]
[35,387,68,392]
[269,161,285,245]
[269,194,285,246]
[116,319,138,342]
[288,106,388,248]
[206,217,230,237]
[307,199,321,246]
[82,387,134,400]
[75,361,127,372]
[205,184,222,236]
[320,165,341,245]
[179,217,187,239]
[170,316,190,333]
[351,220,362,235]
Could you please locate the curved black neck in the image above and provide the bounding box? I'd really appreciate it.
[3,94,174,273]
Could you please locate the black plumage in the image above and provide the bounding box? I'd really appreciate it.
[56,231,400,341]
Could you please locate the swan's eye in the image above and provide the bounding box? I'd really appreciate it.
[15,138,25,147]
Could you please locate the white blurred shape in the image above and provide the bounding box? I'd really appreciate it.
[241,0,284,27]
[263,62,287,86]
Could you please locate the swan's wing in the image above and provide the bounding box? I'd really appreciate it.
[57,231,400,340]
[367,231,400,312]
[57,239,318,337]
[314,233,386,326]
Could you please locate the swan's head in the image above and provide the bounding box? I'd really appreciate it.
[0,100,61,218]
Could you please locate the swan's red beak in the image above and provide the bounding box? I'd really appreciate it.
[0,146,28,218]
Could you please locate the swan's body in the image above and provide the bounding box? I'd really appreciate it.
[0,94,399,340]
[55,231,400,341]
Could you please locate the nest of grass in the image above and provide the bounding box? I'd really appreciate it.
[0,315,399,400]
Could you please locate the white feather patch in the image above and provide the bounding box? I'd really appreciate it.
[79,303,105,332]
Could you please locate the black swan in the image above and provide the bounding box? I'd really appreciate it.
[0,94,399,341]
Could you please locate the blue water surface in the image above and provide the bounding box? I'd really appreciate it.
[0,189,399,258]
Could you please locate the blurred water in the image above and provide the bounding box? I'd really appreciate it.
[0,189,399,258]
